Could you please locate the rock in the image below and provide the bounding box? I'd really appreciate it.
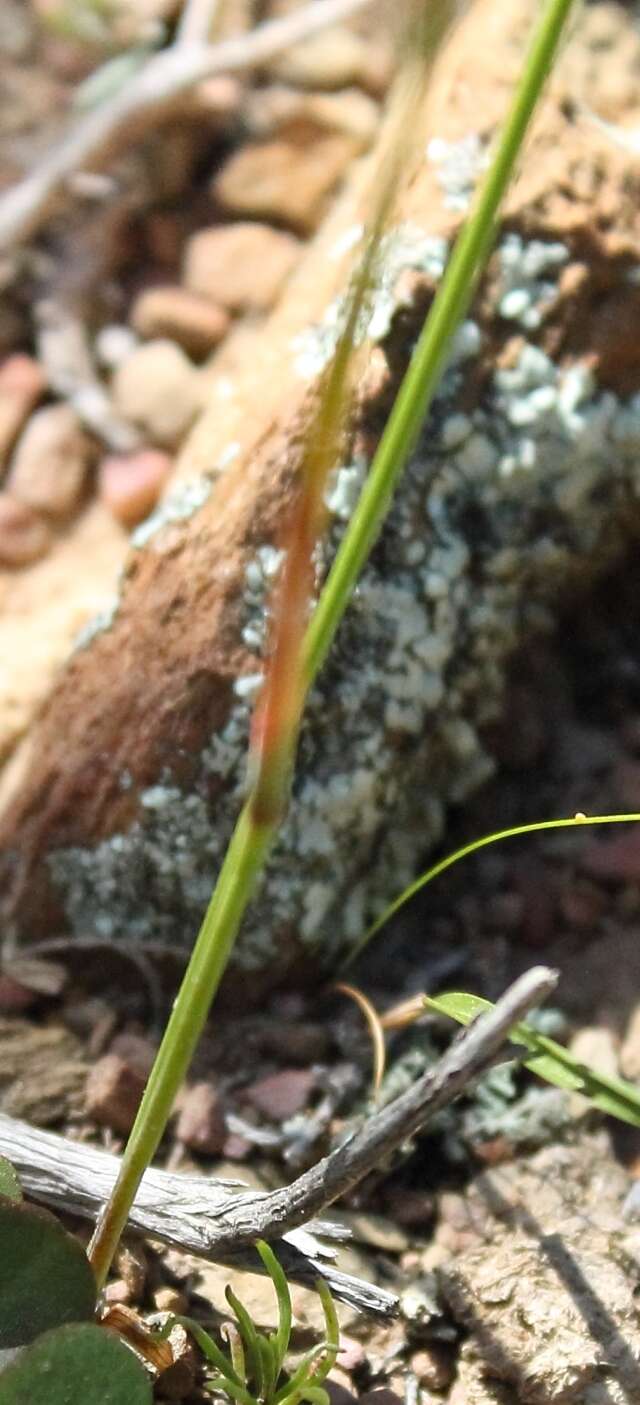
[0,355,47,471]
[336,1336,366,1373]
[85,1052,147,1134]
[324,1381,358,1405]
[174,1081,227,1155]
[243,1067,316,1121]
[581,829,640,882]
[98,448,172,527]
[246,86,379,147]
[108,1030,158,1076]
[267,26,390,96]
[357,1391,402,1405]
[621,1005,640,1081]
[153,1287,188,1314]
[212,131,362,234]
[7,404,94,518]
[6,0,640,982]
[410,1347,453,1391]
[254,1018,329,1063]
[0,493,51,567]
[156,1320,199,1402]
[559,878,606,928]
[191,74,243,124]
[130,287,230,358]
[0,972,39,1014]
[111,340,201,447]
[183,223,302,315]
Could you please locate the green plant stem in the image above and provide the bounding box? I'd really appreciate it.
[87,805,272,1289]
[302,0,574,684]
[345,812,640,964]
[87,0,575,1289]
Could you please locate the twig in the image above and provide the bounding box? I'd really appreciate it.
[0,966,556,1309]
[0,0,371,254]
[176,0,222,48]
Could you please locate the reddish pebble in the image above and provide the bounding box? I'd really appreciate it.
[99,449,172,527]
[131,286,230,358]
[0,973,39,1014]
[175,1081,227,1155]
[336,1337,366,1373]
[108,1031,158,1077]
[559,879,605,928]
[222,1131,252,1161]
[0,354,47,468]
[85,1053,147,1135]
[582,830,640,882]
[0,493,51,567]
[243,1067,316,1121]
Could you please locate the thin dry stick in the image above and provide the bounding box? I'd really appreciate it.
[176,0,222,47]
[0,966,556,1305]
[0,0,371,253]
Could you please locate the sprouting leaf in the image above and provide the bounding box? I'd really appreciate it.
[0,1198,96,1348]
[425,992,640,1128]
[0,1322,151,1404]
[0,1159,22,1204]
[346,813,640,966]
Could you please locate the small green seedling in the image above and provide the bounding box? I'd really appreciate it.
[0,1160,151,1402]
[163,1241,339,1405]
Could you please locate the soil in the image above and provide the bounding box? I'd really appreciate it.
[3,1,640,1403]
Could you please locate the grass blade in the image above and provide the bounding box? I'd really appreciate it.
[426,992,640,1128]
[346,813,640,964]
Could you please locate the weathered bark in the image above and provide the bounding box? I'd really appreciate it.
[2,0,640,976]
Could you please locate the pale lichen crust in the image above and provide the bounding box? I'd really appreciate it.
[47,227,640,969]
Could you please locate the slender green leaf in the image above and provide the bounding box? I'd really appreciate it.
[0,1323,151,1405]
[88,0,577,1290]
[225,1322,247,1385]
[425,993,640,1127]
[0,1199,96,1348]
[226,1286,265,1397]
[169,1316,244,1388]
[348,813,640,963]
[207,1375,258,1405]
[257,1241,292,1374]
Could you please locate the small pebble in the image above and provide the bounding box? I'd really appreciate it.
[85,1053,147,1135]
[0,354,47,469]
[0,493,51,567]
[582,829,640,882]
[0,973,39,1014]
[243,1067,316,1120]
[98,448,172,527]
[108,1031,158,1077]
[153,1287,189,1315]
[111,340,201,447]
[336,1336,367,1373]
[175,1081,227,1156]
[8,403,94,518]
[183,222,301,314]
[212,133,360,235]
[357,1390,403,1405]
[325,1382,358,1405]
[131,286,230,358]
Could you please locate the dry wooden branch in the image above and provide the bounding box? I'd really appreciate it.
[0,0,372,254]
[0,967,556,1314]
